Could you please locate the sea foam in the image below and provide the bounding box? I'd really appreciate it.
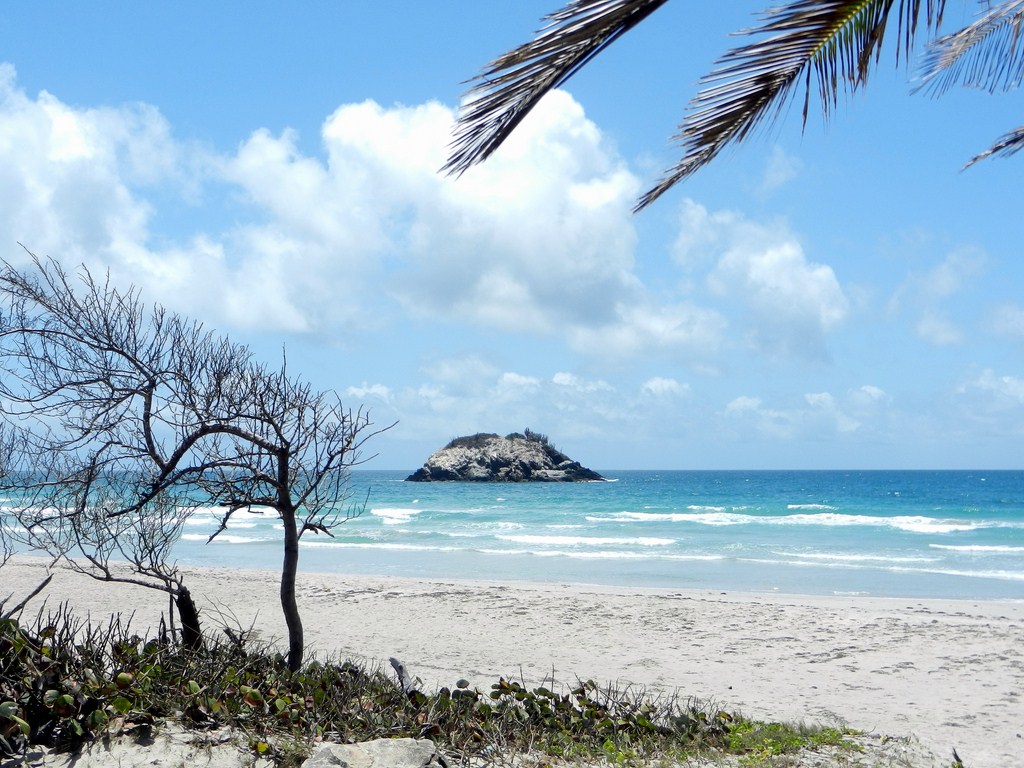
[496,534,675,547]
[370,507,421,525]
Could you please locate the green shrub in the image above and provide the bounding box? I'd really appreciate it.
[0,606,860,766]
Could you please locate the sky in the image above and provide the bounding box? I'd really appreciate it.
[0,1,1022,470]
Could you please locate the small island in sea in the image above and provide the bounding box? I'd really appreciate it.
[406,428,604,482]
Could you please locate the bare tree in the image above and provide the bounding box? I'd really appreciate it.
[0,253,390,669]
[0,407,59,621]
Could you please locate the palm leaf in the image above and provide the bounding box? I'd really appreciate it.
[916,1,1024,169]
[446,1,947,210]
[443,0,671,177]
[638,0,944,210]
[965,124,1024,166]
[916,0,1024,95]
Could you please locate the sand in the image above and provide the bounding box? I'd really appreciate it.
[3,556,1023,767]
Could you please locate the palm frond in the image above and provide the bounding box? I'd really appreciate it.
[965,124,1024,166]
[916,0,1024,95]
[637,0,944,210]
[443,0,671,177]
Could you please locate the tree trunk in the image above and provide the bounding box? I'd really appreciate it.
[174,584,203,651]
[280,508,303,671]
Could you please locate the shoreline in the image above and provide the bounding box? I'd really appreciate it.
[4,556,1024,767]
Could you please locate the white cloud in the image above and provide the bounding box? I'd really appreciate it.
[494,372,543,402]
[367,362,637,452]
[0,65,856,373]
[641,377,689,397]
[0,65,172,266]
[850,384,889,406]
[672,199,734,270]
[959,370,1024,408]
[499,372,541,391]
[804,392,836,409]
[950,369,1024,438]
[0,65,322,333]
[552,371,613,393]
[345,383,392,402]
[229,92,645,337]
[758,145,801,193]
[0,68,655,346]
[675,199,848,359]
[421,355,499,392]
[890,247,987,347]
[723,387,886,439]
[805,391,860,433]
[710,241,848,359]
[725,395,763,415]
[990,303,1024,340]
[723,395,797,438]
[385,91,643,336]
[919,247,986,300]
[567,301,727,368]
[916,311,963,346]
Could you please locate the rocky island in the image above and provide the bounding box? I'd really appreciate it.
[406,429,605,482]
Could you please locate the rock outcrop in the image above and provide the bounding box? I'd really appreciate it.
[405,430,604,482]
[303,738,445,768]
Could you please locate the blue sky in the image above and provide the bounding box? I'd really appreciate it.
[1,2,1022,470]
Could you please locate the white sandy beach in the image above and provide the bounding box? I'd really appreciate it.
[3,556,1023,767]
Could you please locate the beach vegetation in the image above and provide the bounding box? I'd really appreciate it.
[443,432,503,451]
[521,428,549,446]
[0,605,866,767]
[0,253,390,671]
[727,721,856,764]
[445,1,1024,212]
[443,429,551,452]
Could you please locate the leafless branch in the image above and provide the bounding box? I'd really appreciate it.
[0,251,391,670]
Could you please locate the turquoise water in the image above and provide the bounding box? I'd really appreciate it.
[168,470,1024,599]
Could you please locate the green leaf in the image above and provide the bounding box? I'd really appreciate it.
[111,696,133,714]
[242,688,264,707]
[0,702,30,735]
[87,709,109,730]
[0,618,19,636]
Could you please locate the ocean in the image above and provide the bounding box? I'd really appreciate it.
[169,470,1024,600]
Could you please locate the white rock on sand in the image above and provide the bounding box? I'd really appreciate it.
[3,556,1022,767]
